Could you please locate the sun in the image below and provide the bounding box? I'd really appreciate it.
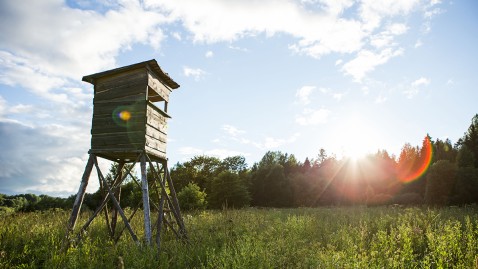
[344,142,371,161]
[332,116,383,161]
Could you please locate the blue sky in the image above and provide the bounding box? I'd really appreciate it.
[0,0,477,196]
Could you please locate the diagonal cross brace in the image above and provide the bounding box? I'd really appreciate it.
[93,155,139,243]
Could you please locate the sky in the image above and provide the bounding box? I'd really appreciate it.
[0,0,477,197]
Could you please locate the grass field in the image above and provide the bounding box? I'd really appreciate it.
[1,206,477,268]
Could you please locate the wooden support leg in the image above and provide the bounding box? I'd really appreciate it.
[99,174,114,237]
[93,155,139,243]
[67,154,94,234]
[155,164,167,248]
[140,153,152,245]
[111,162,125,236]
[144,155,187,241]
[164,161,187,238]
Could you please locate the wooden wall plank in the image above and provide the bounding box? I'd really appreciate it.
[147,72,171,102]
[95,83,147,102]
[92,142,145,150]
[91,117,145,133]
[145,146,167,160]
[92,131,145,143]
[145,126,167,142]
[94,93,145,103]
[145,135,166,152]
[92,101,146,116]
[95,68,146,89]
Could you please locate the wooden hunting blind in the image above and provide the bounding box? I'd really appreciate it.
[83,59,179,162]
[65,60,187,250]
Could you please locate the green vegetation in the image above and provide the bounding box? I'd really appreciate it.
[1,115,477,267]
[0,207,477,268]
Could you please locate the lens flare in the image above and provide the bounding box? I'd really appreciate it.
[398,136,433,183]
[118,110,131,121]
[112,106,134,127]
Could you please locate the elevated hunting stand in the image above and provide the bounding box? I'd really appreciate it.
[65,59,186,247]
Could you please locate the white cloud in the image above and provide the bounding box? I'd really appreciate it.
[296,108,331,125]
[0,0,168,81]
[183,66,207,80]
[295,86,316,105]
[412,77,431,87]
[342,48,404,82]
[222,124,245,136]
[253,133,300,150]
[314,86,345,101]
[0,121,94,196]
[228,45,249,52]
[205,50,214,58]
[404,77,430,98]
[370,23,408,48]
[359,0,420,32]
[172,31,182,40]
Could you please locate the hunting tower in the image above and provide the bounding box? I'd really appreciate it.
[85,60,178,161]
[66,60,187,248]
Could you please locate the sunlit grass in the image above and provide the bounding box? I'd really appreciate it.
[0,206,477,268]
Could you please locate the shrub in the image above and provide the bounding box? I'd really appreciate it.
[177,183,207,211]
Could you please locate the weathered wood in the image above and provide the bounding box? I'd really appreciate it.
[92,143,144,152]
[114,200,141,244]
[92,100,146,115]
[140,153,152,245]
[79,155,140,237]
[147,130,167,142]
[145,155,185,238]
[92,132,145,146]
[97,160,114,237]
[91,117,144,127]
[72,60,182,248]
[147,102,170,119]
[147,72,172,102]
[94,93,146,103]
[66,154,94,234]
[110,162,124,236]
[96,76,145,92]
[155,162,167,248]
[94,82,147,102]
[145,125,167,141]
[94,68,147,90]
[93,156,139,243]
[145,146,167,161]
[145,135,167,149]
[164,161,187,237]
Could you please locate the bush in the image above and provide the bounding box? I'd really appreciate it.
[177,183,207,211]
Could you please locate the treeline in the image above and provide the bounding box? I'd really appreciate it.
[171,114,478,209]
[1,114,477,214]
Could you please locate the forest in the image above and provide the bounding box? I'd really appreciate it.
[1,114,477,214]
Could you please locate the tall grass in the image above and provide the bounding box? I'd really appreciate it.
[0,206,477,268]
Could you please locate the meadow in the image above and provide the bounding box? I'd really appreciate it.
[0,206,477,268]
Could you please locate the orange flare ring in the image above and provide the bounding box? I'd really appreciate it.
[399,136,433,183]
